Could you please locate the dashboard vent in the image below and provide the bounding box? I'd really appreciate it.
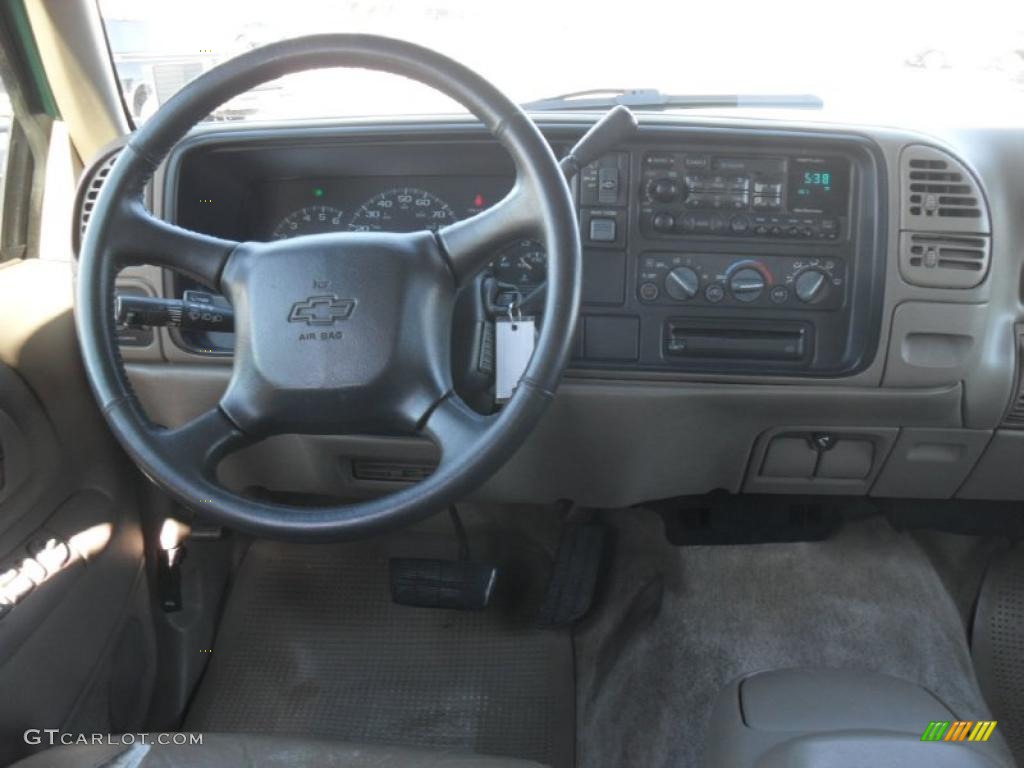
[898,232,990,288]
[73,147,123,257]
[1003,330,1024,429]
[900,145,989,234]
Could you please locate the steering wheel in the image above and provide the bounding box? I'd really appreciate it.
[77,35,581,540]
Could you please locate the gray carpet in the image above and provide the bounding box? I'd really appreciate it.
[186,531,574,768]
[574,511,1008,767]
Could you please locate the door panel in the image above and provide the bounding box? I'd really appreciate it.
[0,258,154,765]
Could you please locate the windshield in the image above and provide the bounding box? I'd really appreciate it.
[99,0,1024,125]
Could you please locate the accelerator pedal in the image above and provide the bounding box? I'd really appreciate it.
[538,511,607,627]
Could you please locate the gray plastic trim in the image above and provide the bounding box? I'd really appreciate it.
[871,428,993,499]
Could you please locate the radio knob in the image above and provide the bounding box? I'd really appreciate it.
[795,269,830,304]
[652,212,676,233]
[648,178,679,203]
[729,267,766,302]
[665,266,700,301]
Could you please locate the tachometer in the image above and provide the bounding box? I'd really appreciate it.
[272,206,346,239]
[348,187,457,233]
[488,239,547,289]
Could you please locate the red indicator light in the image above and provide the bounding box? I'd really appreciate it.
[474,194,484,207]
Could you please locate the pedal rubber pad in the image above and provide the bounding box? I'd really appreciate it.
[538,522,607,627]
[390,558,497,611]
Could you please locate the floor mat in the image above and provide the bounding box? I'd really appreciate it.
[574,512,1011,768]
[973,544,1024,765]
[185,533,573,768]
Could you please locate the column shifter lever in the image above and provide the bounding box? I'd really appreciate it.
[559,104,639,180]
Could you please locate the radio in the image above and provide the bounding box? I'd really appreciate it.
[637,252,846,310]
[639,150,849,241]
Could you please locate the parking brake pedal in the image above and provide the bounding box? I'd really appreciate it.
[390,507,497,611]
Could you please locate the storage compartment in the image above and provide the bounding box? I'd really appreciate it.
[745,428,896,495]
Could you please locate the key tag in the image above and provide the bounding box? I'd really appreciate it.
[494,300,536,404]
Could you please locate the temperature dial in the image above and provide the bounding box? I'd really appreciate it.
[729,267,766,302]
[665,266,700,301]
[794,269,830,304]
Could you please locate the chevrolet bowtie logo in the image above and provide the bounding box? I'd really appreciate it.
[288,295,356,325]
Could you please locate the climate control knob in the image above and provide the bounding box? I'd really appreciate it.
[729,267,766,302]
[794,269,830,304]
[665,266,700,301]
[648,178,679,203]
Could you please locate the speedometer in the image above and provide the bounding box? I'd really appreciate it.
[348,188,457,233]
[272,206,346,239]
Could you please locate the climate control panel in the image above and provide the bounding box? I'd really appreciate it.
[637,252,845,310]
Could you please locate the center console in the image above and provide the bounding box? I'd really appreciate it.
[575,131,886,377]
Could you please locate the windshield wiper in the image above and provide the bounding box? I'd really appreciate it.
[521,88,823,112]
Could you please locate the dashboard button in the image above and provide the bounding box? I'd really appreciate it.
[639,282,659,302]
[704,283,725,303]
[589,217,617,242]
[729,215,750,234]
[769,285,790,304]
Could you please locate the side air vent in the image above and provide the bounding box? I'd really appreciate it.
[900,145,989,235]
[898,232,991,288]
[1003,330,1024,429]
[72,147,122,257]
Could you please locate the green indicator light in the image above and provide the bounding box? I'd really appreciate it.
[313,187,324,198]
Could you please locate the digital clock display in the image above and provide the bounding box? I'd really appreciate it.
[787,157,848,214]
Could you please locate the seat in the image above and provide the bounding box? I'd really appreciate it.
[10,734,548,767]
[704,668,1012,767]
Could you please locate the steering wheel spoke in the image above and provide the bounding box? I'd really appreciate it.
[422,394,496,465]
[152,407,251,479]
[112,199,239,289]
[436,183,540,284]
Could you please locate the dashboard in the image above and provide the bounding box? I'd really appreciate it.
[167,128,885,379]
[102,113,1024,507]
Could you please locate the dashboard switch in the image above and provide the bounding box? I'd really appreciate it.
[589,217,617,242]
[597,167,620,204]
